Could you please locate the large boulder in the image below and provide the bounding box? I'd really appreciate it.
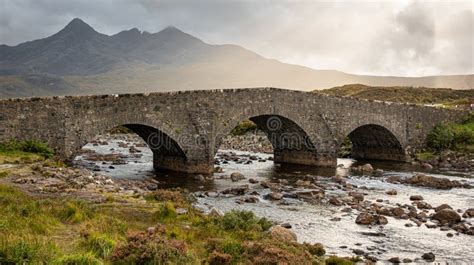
[269,225,297,242]
[431,209,461,224]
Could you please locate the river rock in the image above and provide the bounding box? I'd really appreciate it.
[260,181,281,190]
[248,178,259,184]
[356,212,388,225]
[462,208,474,218]
[421,163,433,170]
[176,208,188,215]
[386,189,397,195]
[266,192,283,200]
[431,209,461,224]
[387,173,471,189]
[230,172,245,182]
[391,207,406,218]
[388,257,401,263]
[435,204,453,212]
[194,174,206,182]
[349,191,364,202]
[269,225,297,242]
[409,195,423,201]
[329,197,343,206]
[295,179,311,187]
[241,196,259,203]
[352,163,374,173]
[221,185,248,195]
[422,252,435,262]
[416,201,432,209]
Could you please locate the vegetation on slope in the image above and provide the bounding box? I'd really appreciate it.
[316,84,473,106]
[0,183,345,264]
[230,120,258,136]
[0,149,360,264]
[0,140,54,158]
[426,112,474,153]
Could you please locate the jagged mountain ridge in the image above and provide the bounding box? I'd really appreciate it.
[0,18,263,76]
[0,18,472,98]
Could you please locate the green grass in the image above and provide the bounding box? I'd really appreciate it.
[53,252,103,265]
[415,151,436,162]
[0,185,334,264]
[426,112,474,152]
[230,120,258,136]
[0,139,54,159]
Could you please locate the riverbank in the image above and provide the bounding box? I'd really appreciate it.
[0,151,359,265]
[2,134,474,263]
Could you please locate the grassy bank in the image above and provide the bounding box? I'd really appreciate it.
[414,112,473,164]
[0,183,362,264]
[0,140,53,165]
[425,112,474,153]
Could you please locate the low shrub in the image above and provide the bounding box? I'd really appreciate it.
[231,120,258,136]
[56,201,95,224]
[0,238,58,264]
[207,238,244,262]
[81,233,116,259]
[216,210,272,232]
[415,151,436,162]
[325,256,354,265]
[426,112,474,152]
[156,201,177,220]
[303,242,325,256]
[110,231,195,264]
[0,139,54,158]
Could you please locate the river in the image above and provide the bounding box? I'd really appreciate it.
[74,134,474,263]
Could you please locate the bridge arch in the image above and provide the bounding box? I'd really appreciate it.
[68,114,198,173]
[338,123,407,161]
[215,113,334,167]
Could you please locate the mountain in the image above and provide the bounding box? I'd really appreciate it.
[0,18,472,98]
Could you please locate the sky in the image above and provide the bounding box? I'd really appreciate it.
[0,0,472,77]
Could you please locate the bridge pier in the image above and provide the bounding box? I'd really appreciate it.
[152,153,213,174]
[351,147,409,162]
[273,149,336,167]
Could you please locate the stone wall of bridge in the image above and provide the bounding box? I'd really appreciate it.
[0,88,466,174]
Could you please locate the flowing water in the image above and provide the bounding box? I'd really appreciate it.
[74,134,474,263]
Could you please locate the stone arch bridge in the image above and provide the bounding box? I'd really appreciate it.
[0,88,466,174]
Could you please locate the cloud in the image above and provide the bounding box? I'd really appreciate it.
[0,0,472,76]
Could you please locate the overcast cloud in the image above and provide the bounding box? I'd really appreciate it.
[0,0,472,76]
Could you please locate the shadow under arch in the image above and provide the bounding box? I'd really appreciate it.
[344,124,407,161]
[75,123,189,172]
[217,114,324,166]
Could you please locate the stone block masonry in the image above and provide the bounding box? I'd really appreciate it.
[0,88,466,173]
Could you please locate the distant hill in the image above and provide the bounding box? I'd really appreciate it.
[1,18,473,98]
[315,84,474,105]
